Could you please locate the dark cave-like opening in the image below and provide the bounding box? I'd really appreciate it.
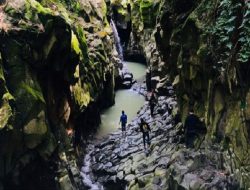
[124,52,147,64]
[109,4,147,64]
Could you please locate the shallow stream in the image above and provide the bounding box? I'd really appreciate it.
[95,61,146,139]
[81,61,146,189]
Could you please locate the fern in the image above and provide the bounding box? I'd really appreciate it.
[237,2,250,63]
[208,0,250,77]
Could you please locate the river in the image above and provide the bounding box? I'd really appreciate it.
[95,61,146,139]
[81,61,147,189]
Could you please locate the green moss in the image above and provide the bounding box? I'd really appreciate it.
[75,25,88,61]
[21,83,45,103]
[0,53,13,130]
[2,38,46,129]
[245,91,250,120]
[186,11,203,30]
[0,0,117,186]
[0,100,12,130]
[139,0,160,28]
[71,31,82,57]
[24,1,38,22]
[197,43,207,58]
[2,92,14,101]
[117,7,127,16]
[95,51,107,64]
[39,0,74,24]
[24,111,46,135]
[72,82,91,110]
[101,0,107,16]
[28,0,52,15]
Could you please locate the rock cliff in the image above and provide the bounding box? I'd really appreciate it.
[0,0,250,189]
[0,0,119,189]
[111,0,250,188]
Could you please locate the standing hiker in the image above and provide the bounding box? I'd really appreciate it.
[184,108,202,148]
[139,118,151,149]
[119,110,127,138]
[149,89,157,117]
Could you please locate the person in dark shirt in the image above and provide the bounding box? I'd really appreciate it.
[149,89,157,117]
[139,118,151,149]
[119,110,127,138]
[184,109,201,148]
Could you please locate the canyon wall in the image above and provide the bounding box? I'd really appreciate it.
[0,0,249,189]
[111,0,250,188]
[0,0,119,189]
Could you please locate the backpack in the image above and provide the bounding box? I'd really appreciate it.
[142,124,149,133]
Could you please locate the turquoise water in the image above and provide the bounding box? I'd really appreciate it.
[125,61,146,80]
[95,61,146,138]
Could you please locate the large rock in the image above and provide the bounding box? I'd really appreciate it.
[112,0,250,187]
[80,93,241,190]
[0,0,119,189]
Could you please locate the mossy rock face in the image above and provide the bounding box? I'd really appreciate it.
[72,83,91,111]
[127,0,250,187]
[24,111,47,135]
[0,54,14,130]
[245,91,250,120]
[0,54,13,130]
[0,0,117,188]
[111,0,130,22]
[139,0,160,28]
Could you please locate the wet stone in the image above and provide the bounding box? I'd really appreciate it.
[104,162,112,168]
[125,174,136,182]
[80,85,240,190]
[152,176,161,185]
[116,170,124,181]
[154,167,168,177]
[137,173,154,188]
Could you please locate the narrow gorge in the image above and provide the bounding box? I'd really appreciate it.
[0,0,249,190]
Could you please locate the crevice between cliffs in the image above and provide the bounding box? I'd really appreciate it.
[79,72,240,190]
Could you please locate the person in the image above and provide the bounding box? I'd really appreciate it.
[119,110,127,138]
[184,108,201,148]
[139,118,151,149]
[149,89,157,116]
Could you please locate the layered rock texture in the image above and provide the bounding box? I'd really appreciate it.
[0,0,120,189]
[111,0,250,188]
[83,84,240,189]
[0,0,250,189]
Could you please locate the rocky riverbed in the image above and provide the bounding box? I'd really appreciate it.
[80,82,240,190]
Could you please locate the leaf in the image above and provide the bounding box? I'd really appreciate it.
[244,10,250,17]
[225,26,234,33]
[238,37,245,42]
[221,36,229,42]
[227,16,236,23]
[226,43,233,49]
